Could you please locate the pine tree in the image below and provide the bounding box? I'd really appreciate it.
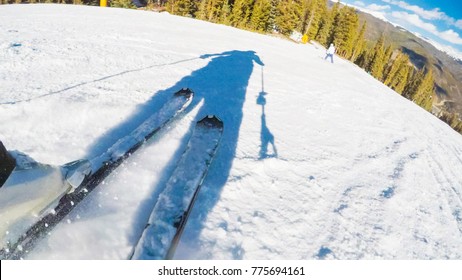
[455,119,462,133]
[381,45,393,80]
[166,0,197,16]
[350,21,366,62]
[267,0,279,31]
[111,0,136,8]
[383,52,411,94]
[291,0,306,34]
[230,0,255,28]
[326,1,341,46]
[450,113,460,128]
[355,49,370,69]
[368,35,386,79]
[196,0,227,22]
[403,68,422,99]
[220,1,232,25]
[274,0,299,35]
[305,0,326,40]
[331,6,359,58]
[412,68,435,111]
[213,0,229,22]
[249,0,273,32]
[196,0,210,20]
[403,67,434,111]
[299,0,311,35]
[383,45,393,63]
[314,1,337,46]
[441,111,462,132]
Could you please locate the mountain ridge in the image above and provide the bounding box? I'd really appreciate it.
[353,8,462,114]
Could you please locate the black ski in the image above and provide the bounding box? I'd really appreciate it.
[130,115,224,260]
[0,88,193,260]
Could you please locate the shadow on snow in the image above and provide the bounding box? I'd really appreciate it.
[83,50,265,259]
[256,90,278,159]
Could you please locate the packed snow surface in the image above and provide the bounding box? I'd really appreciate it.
[1,4,462,259]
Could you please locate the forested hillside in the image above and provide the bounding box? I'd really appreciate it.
[355,10,462,126]
[144,0,462,133]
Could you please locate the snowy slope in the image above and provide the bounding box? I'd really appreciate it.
[1,4,462,260]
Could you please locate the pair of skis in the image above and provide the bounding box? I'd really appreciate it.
[0,88,223,260]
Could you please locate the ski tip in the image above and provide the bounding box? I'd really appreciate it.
[197,115,224,130]
[174,88,194,99]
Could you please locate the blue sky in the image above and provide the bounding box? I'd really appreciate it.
[340,0,462,59]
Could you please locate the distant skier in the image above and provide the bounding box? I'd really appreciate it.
[325,43,336,63]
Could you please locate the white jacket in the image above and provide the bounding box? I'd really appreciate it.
[327,45,336,55]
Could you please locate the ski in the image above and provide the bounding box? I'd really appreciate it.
[131,115,224,260]
[0,88,193,260]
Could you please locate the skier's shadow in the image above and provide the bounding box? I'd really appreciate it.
[257,92,278,159]
[85,50,264,258]
[169,51,264,258]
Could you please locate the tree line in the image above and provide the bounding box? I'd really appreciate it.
[163,0,462,133]
[155,0,435,113]
[0,0,99,5]
[439,111,462,134]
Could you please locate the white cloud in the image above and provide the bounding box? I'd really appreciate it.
[352,1,390,12]
[391,11,462,45]
[456,20,462,29]
[367,4,391,12]
[439,29,462,45]
[392,11,437,32]
[418,35,462,61]
[343,1,391,23]
[383,0,444,20]
[382,0,462,30]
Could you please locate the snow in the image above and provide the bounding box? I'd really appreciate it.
[413,33,462,62]
[343,2,395,25]
[132,116,223,260]
[1,4,462,260]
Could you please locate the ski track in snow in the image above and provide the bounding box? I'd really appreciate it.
[1,4,462,259]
